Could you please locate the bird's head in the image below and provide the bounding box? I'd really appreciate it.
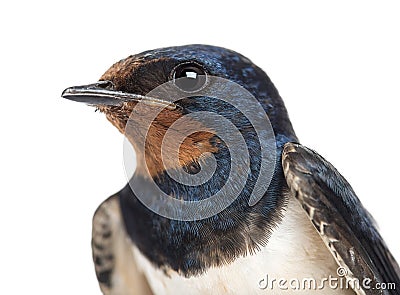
[64,44,299,273]
[63,45,296,182]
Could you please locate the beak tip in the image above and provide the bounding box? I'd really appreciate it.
[61,87,73,99]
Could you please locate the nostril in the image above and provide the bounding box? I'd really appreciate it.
[96,80,115,90]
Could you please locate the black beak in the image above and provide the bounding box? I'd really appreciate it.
[62,81,177,110]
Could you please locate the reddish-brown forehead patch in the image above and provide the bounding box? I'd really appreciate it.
[100,56,145,88]
[100,56,170,91]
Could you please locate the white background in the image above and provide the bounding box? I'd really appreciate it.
[1,1,399,294]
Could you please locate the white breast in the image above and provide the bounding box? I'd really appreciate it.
[132,197,355,295]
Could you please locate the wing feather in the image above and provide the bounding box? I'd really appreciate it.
[92,195,153,295]
[282,142,400,295]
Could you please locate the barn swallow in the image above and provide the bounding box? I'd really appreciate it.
[63,45,400,295]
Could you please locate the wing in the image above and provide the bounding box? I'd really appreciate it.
[282,142,400,295]
[92,195,153,295]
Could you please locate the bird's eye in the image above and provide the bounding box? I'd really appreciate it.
[172,62,207,92]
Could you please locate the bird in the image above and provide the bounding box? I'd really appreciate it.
[62,45,400,295]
